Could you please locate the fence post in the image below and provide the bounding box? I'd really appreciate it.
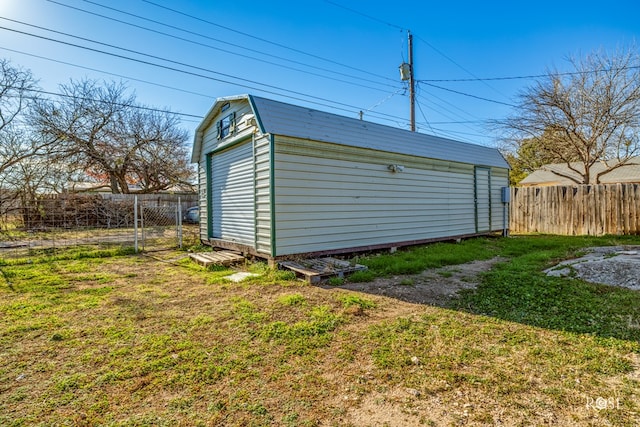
[140,203,145,250]
[134,195,138,253]
[177,196,183,249]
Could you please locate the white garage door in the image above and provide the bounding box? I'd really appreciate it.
[211,141,255,246]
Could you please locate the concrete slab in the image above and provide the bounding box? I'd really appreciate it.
[225,272,260,283]
[544,246,640,290]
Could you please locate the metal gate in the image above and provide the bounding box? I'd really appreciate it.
[0,194,198,260]
[210,141,255,246]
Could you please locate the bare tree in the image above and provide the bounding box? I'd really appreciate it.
[118,107,193,192]
[32,79,193,193]
[501,47,640,184]
[0,59,56,177]
[0,59,61,226]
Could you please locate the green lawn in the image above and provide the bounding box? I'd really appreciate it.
[0,236,639,426]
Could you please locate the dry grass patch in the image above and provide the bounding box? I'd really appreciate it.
[0,240,639,426]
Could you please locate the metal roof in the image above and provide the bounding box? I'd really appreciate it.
[193,95,509,169]
[520,158,640,186]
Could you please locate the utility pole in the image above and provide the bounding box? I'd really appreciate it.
[408,30,415,132]
[399,31,416,131]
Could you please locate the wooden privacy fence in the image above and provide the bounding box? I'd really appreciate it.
[510,184,640,236]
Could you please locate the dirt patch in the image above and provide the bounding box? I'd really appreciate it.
[335,245,640,307]
[331,257,505,306]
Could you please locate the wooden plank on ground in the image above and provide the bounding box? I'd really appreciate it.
[279,257,368,284]
[189,250,245,267]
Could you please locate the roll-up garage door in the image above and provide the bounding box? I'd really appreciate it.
[211,141,255,246]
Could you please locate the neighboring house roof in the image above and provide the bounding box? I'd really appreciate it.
[520,158,640,186]
[192,94,509,169]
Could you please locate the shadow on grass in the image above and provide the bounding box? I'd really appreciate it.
[452,260,640,343]
[344,235,640,344]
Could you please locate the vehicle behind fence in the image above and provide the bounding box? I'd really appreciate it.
[0,193,200,260]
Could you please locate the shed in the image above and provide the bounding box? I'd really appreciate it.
[191,95,510,260]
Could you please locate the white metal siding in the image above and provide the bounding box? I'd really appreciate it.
[254,135,272,255]
[197,161,208,242]
[490,168,509,231]
[200,103,253,154]
[211,141,255,246]
[475,168,491,232]
[273,138,478,256]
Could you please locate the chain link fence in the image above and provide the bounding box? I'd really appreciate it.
[0,193,200,260]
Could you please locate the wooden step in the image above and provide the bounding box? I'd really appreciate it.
[189,250,245,267]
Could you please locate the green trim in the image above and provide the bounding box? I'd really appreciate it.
[252,135,258,251]
[205,153,213,239]
[247,95,266,133]
[269,134,277,257]
[210,134,253,155]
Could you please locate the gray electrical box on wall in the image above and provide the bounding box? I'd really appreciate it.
[501,187,510,203]
[500,187,510,237]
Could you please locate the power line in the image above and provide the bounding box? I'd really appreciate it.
[364,88,405,112]
[319,1,509,101]
[315,0,510,128]
[141,0,397,83]
[419,64,640,82]
[413,34,510,101]
[417,85,482,123]
[0,45,215,103]
[45,3,640,119]
[0,22,413,126]
[429,127,490,139]
[0,20,384,116]
[0,3,510,146]
[422,74,549,83]
[3,16,315,97]
[416,83,482,124]
[418,82,516,107]
[1,23,496,140]
[46,0,398,92]
[413,35,477,81]
[6,85,204,119]
[7,8,509,136]
[429,120,487,124]
[415,90,489,142]
[322,0,405,31]
[414,96,441,138]
[415,96,478,143]
[17,2,505,138]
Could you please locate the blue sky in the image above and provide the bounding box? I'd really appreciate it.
[1,0,639,147]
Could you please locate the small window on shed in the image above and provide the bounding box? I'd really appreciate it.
[217,112,236,139]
